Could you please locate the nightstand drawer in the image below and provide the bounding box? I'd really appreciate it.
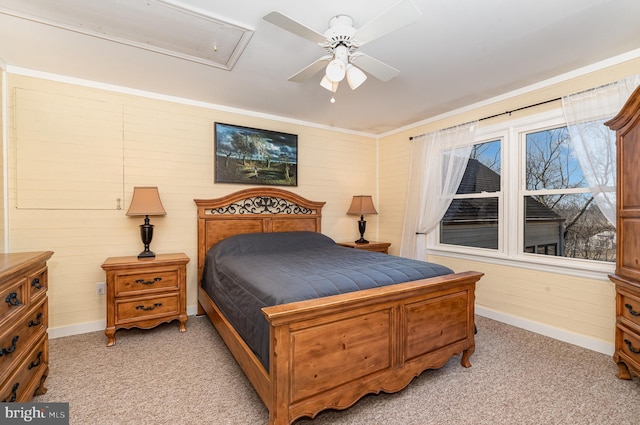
[102,253,189,346]
[115,268,179,296]
[116,294,180,323]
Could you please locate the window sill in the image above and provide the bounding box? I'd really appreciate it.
[426,247,614,281]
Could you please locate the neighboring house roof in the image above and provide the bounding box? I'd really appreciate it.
[442,159,564,224]
[456,158,501,193]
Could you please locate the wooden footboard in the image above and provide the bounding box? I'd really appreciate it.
[199,270,482,425]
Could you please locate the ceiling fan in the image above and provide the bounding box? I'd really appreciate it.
[263,0,422,96]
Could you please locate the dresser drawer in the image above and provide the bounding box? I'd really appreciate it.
[0,277,28,327]
[115,293,180,323]
[0,334,48,402]
[28,266,48,303]
[0,299,47,384]
[619,327,640,369]
[619,290,640,329]
[114,268,180,296]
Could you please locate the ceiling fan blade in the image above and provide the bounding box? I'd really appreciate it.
[288,55,332,82]
[350,53,399,82]
[263,11,327,44]
[353,0,422,45]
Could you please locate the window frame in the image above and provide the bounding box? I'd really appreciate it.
[428,108,615,279]
[437,131,506,255]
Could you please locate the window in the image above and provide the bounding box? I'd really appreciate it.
[523,127,615,262]
[435,110,615,267]
[440,140,501,250]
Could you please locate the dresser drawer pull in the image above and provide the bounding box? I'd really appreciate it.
[5,292,21,306]
[29,351,43,370]
[29,312,43,327]
[624,303,640,316]
[0,335,19,357]
[624,339,640,354]
[135,303,162,311]
[135,277,162,285]
[31,277,42,289]
[2,383,19,402]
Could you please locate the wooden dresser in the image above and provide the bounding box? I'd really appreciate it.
[0,251,54,402]
[102,253,189,346]
[606,84,640,380]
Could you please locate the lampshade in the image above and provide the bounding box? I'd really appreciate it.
[347,195,378,216]
[346,64,367,90]
[320,75,339,92]
[127,187,166,259]
[325,58,346,83]
[126,187,166,216]
[325,44,349,83]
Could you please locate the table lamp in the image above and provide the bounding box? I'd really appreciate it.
[126,187,166,258]
[346,195,378,244]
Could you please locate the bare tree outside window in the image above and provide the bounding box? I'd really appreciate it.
[525,127,615,262]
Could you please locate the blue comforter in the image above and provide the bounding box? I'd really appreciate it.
[201,231,453,370]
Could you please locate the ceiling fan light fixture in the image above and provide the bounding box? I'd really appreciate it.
[265,1,421,90]
[346,64,367,90]
[325,58,346,83]
[320,75,339,92]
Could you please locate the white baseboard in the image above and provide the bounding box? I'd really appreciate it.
[475,305,614,356]
[49,304,615,356]
[48,305,200,339]
[48,319,106,339]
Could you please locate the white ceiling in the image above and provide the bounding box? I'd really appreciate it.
[0,0,639,135]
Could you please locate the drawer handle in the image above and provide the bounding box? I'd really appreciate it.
[29,312,43,327]
[5,292,22,306]
[0,335,19,357]
[135,277,162,285]
[29,351,43,370]
[2,383,19,402]
[136,303,162,311]
[624,339,640,354]
[31,277,42,289]
[624,303,640,317]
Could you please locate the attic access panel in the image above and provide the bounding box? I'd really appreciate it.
[0,0,253,70]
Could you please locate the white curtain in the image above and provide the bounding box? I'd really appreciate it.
[400,122,478,259]
[562,74,640,225]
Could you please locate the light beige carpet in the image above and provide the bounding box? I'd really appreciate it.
[36,315,640,424]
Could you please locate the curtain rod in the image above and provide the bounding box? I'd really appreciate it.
[409,97,562,140]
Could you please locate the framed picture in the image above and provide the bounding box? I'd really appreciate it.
[214,122,298,186]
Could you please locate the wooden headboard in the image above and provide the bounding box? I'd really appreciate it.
[194,187,326,282]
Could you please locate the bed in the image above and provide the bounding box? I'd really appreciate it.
[195,187,483,425]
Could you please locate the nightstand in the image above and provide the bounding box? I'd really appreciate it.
[101,253,190,347]
[337,241,391,254]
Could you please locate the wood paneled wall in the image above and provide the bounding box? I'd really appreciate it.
[4,74,377,331]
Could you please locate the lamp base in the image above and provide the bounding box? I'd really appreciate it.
[137,250,156,259]
[138,217,156,259]
[355,216,369,244]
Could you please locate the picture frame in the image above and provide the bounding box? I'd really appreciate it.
[214,122,298,186]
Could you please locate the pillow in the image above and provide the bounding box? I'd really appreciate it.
[210,231,335,258]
